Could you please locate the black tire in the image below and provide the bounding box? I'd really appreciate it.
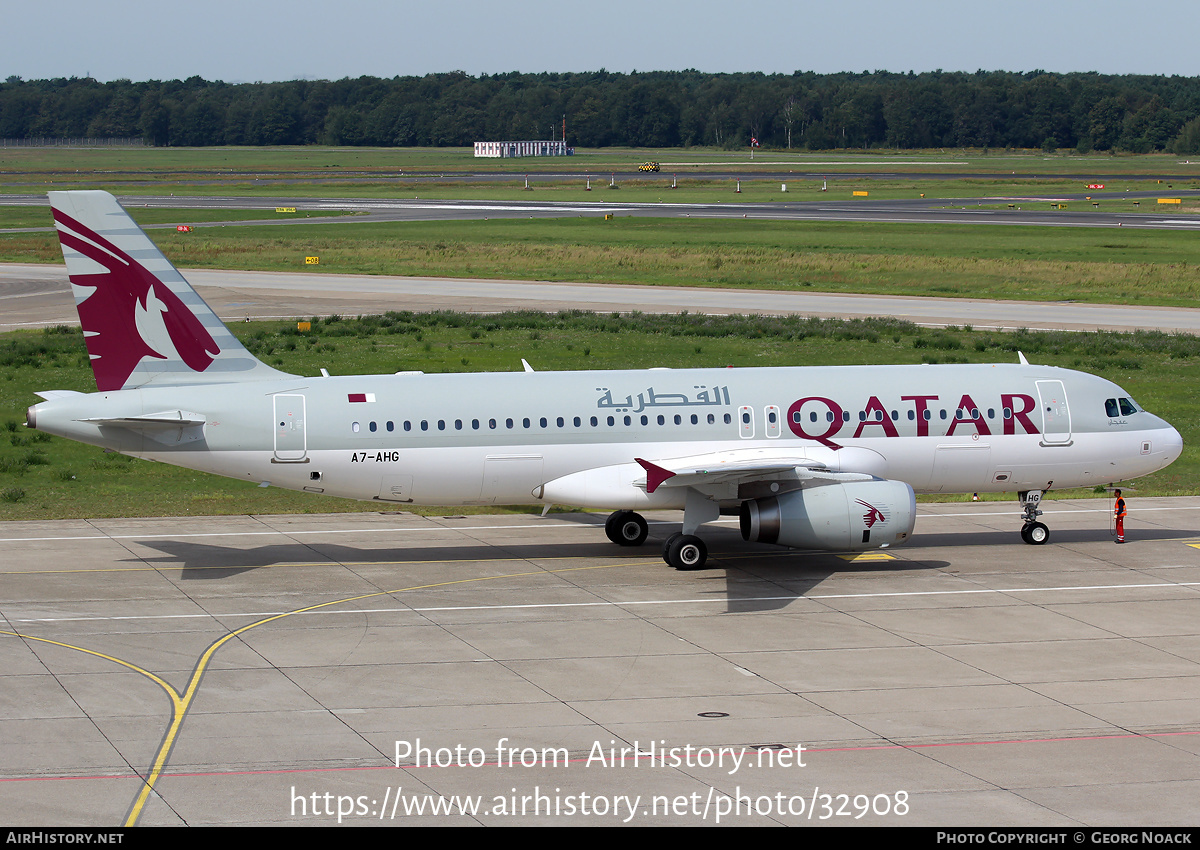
[605,511,648,546]
[661,532,683,562]
[1026,521,1050,545]
[604,511,622,543]
[665,535,707,570]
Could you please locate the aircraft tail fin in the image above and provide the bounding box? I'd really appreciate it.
[48,190,292,391]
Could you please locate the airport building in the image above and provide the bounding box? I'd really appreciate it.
[474,140,573,157]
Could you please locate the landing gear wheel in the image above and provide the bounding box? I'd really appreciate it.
[664,534,707,571]
[605,511,648,546]
[662,532,682,560]
[1021,521,1049,545]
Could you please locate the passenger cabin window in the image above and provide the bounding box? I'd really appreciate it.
[738,406,752,438]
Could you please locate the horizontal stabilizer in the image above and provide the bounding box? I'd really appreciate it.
[80,409,207,430]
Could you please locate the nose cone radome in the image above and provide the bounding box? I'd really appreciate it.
[1162,423,1184,466]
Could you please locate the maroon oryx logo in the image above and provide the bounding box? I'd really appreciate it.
[856,499,886,529]
[53,209,220,390]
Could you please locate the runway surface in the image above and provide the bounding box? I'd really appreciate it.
[5,262,1200,335]
[3,191,1200,229]
[2,499,1199,825]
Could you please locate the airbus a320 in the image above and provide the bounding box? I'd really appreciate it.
[24,191,1183,569]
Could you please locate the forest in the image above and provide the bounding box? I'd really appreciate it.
[3,69,1200,153]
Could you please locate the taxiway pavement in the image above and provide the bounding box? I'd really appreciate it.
[2,500,1199,825]
[5,262,1200,335]
[4,191,1200,230]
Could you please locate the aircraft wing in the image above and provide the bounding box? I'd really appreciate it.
[634,456,874,493]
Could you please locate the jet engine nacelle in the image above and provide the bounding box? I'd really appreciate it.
[740,479,916,551]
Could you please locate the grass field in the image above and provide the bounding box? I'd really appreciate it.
[4,214,1198,307]
[68,176,1187,206]
[1,313,1196,521]
[4,145,1200,180]
[0,206,360,229]
[8,172,1199,210]
[3,147,1197,307]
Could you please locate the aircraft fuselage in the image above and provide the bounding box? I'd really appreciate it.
[28,362,1181,510]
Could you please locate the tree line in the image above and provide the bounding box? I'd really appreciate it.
[4,69,1200,153]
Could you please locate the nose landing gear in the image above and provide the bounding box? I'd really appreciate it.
[1019,489,1050,545]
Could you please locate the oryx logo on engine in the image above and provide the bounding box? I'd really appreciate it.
[856,499,887,529]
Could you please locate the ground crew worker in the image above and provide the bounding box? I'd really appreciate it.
[1114,489,1126,544]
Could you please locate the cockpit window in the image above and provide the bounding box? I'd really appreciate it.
[1106,397,1139,417]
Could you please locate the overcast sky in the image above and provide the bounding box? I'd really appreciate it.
[4,0,1199,83]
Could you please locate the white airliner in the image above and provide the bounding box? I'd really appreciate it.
[25,191,1182,569]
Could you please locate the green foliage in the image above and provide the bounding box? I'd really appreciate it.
[913,335,962,350]
[1170,116,1200,155]
[3,70,1198,151]
[1,313,1197,521]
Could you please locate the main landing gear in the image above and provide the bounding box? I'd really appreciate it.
[1019,489,1050,545]
[603,509,708,570]
[604,510,648,547]
[660,532,707,570]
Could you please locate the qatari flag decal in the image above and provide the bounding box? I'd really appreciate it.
[348,393,376,403]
